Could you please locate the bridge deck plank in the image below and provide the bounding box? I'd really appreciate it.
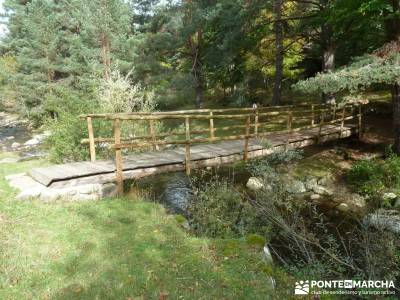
[29,124,356,187]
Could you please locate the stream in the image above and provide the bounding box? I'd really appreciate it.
[0,112,47,160]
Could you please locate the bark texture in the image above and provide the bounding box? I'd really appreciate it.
[272,0,284,106]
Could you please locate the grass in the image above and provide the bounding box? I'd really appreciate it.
[0,158,280,300]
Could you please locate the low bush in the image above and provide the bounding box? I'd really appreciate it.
[188,178,258,238]
[188,150,400,287]
[347,152,400,198]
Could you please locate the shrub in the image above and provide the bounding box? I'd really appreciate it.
[46,70,160,163]
[188,178,258,238]
[46,111,113,163]
[346,160,386,195]
[347,154,400,197]
[98,69,156,114]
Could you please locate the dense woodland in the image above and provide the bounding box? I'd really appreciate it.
[0,0,397,112]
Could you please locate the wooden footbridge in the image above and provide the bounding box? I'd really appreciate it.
[29,102,364,195]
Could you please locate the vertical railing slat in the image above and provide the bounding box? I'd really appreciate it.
[317,113,325,144]
[87,116,96,162]
[243,116,251,161]
[114,118,124,195]
[185,117,191,175]
[209,111,215,140]
[340,106,346,138]
[149,119,158,150]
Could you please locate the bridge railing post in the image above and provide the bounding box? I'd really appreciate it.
[311,104,315,126]
[113,118,124,195]
[339,106,346,138]
[185,116,191,175]
[209,112,215,140]
[332,103,337,121]
[317,112,325,144]
[148,119,159,151]
[243,116,251,161]
[86,116,96,162]
[285,111,293,150]
[254,107,259,136]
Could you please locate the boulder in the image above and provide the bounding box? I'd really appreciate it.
[305,178,319,191]
[337,203,350,213]
[11,142,20,149]
[312,185,333,196]
[317,175,334,186]
[310,194,321,201]
[364,209,400,234]
[383,192,397,201]
[246,177,264,191]
[24,138,40,146]
[394,198,400,208]
[285,180,306,194]
[349,194,366,209]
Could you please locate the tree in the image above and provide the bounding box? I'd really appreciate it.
[294,0,400,152]
[272,0,284,105]
[1,0,134,120]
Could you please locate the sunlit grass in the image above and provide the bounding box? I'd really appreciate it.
[0,159,276,299]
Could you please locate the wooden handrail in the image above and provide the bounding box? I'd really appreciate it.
[79,102,327,118]
[81,102,365,194]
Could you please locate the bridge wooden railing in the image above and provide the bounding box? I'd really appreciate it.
[80,102,364,195]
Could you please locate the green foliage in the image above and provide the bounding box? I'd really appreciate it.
[188,178,257,238]
[294,53,400,95]
[46,113,91,163]
[246,234,266,249]
[347,153,400,208]
[347,160,386,195]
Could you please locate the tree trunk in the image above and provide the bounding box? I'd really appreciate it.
[101,33,111,80]
[272,0,284,106]
[321,23,335,104]
[189,30,204,108]
[393,84,400,153]
[195,79,204,109]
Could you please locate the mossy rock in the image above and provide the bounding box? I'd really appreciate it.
[174,214,187,224]
[246,234,266,248]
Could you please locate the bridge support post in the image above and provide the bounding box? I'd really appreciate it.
[87,117,96,161]
[185,117,191,175]
[113,118,124,195]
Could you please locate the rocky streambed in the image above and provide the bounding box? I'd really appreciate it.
[0,112,49,162]
[131,141,400,236]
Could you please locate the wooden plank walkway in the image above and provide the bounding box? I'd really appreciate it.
[29,124,357,188]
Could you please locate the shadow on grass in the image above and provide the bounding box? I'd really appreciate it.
[43,198,273,300]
